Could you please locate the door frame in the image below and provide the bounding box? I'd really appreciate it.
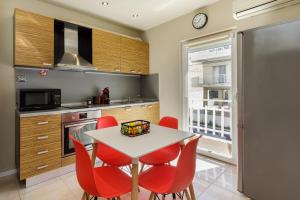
[181,33,238,165]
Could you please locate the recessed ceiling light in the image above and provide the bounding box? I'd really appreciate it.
[101,1,109,6]
[132,14,139,18]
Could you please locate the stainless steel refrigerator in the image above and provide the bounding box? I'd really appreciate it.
[237,19,300,200]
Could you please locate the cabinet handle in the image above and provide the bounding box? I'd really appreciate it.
[37,121,48,125]
[115,68,121,72]
[125,107,132,111]
[130,70,136,73]
[42,63,52,67]
[137,71,142,74]
[37,150,49,155]
[37,165,48,170]
[37,135,49,140]
[148,105,153,108]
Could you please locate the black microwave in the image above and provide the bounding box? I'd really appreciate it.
[19,89,61,111]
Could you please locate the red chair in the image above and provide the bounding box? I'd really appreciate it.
[139,116,181,168]
[139,136,201,199]
[96,116,132,167]
[69,135,131,199]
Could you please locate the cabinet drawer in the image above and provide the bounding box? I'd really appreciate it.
[20,157,61,180]
[20,141,61,161]
[20,115,61,138]
[20,129,61,148]
[21,114,61,128]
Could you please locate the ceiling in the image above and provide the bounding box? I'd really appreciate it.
[42,0,219,30]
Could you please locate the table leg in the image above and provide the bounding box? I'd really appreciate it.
[131,159,139,200]
[189,183,196,200]
[91,143,98,167]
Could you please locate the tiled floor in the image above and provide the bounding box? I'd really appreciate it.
[0,156,250,200]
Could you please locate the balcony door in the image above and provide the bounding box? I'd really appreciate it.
[182,34,237,164]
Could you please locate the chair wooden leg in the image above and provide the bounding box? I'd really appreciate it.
[81,192,87,200]
[149,192,155,200]
[184,189,191,200]
[139,163,145,174]
[117,197,121,200]
[188,184,196,200]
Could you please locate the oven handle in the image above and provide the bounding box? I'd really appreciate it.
[64,121,97,128]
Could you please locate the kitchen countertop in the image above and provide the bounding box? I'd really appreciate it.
[17,100,159,117]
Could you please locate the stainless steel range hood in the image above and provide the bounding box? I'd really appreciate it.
[55,26,96,71]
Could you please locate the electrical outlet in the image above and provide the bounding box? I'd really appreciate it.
[16,74,26,82]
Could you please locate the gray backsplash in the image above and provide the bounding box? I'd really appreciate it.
[15,68,159,104]
[140,74,159,99]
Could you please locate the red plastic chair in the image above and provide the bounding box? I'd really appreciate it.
[96,116,132,167]
[139,136,201,199]
[69,135,131,199]
[139,116,181,167]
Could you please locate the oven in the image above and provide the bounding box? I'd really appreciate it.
[62,109,101,157]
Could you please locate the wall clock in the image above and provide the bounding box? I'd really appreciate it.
[192,13,208,29]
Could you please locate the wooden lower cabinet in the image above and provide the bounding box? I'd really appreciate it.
[101,103,160,124]
[19,114,62,180]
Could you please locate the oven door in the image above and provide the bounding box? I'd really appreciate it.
[63,120,97,157]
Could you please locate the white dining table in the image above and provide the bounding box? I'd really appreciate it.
[84,124,196,200]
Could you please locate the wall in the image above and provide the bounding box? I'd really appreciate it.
[0,0,142,173]
[15,69,141,104]
[142,0,300,127]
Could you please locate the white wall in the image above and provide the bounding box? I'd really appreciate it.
[142,0,300,127]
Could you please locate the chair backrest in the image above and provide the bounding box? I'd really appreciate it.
[168,136,201,193]
[159,116,178,129]
[97,116,118,129]
[69,135,98,196]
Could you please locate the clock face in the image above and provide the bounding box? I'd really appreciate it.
[192,13,208,29]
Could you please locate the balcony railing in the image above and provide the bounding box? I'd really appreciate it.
[189,99,232,142]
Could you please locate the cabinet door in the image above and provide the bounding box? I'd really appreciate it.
[137,42,149,75]
[140,103,160,124]
[121,36,149,75]
[14,9,54,68]
[93,29,121,72]
[121,37,140,74]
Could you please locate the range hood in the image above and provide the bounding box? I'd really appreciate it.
[55,24,96,71]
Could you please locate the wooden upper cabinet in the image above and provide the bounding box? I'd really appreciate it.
[14,9,54,68]
[121,37,149,75]
[137,42,149,75]
[92,29,122,72]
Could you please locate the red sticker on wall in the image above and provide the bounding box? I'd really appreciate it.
[39,69,48,77]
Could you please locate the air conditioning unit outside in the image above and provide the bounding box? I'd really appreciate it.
[233,0,300,20]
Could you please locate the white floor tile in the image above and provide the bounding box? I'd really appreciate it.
[198,185,250,200]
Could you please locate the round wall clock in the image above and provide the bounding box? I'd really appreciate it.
[192,13,208,29]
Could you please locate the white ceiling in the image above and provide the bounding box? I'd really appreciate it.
[42,0,219,30]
